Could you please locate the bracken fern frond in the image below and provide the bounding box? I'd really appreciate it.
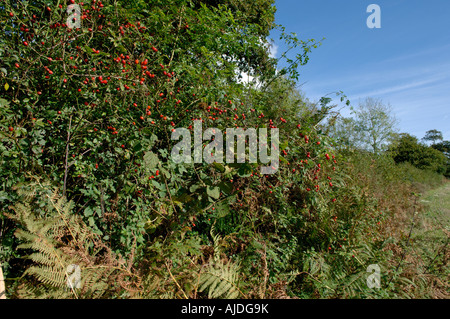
[8,179,142,299]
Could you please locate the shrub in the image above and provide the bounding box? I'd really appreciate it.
[389,134,447,174]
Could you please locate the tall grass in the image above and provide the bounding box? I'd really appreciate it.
[337,150,448,298]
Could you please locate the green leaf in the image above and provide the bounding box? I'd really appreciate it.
[280,156,289,164]
[213,162,225,173]
[160,167,170,178]
[143,151,159,170]
[207,186,220,199]
[0,191,8,201]
[174,193,193,204]
[218,181,233,194]
[214,201,230,218]
[0,98,10,107]
[84,207,93,217]
[151,180,165,191]
[280,140,288,150]
[237,163,252,177]
[133,142,143,153]
[190,184,201,193]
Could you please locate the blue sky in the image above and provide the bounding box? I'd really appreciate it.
[269,0,450,141]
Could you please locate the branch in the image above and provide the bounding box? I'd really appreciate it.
[63,116,73,198]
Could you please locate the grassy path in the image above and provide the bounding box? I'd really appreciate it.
[418,181,450,238]
[408,181,450,298]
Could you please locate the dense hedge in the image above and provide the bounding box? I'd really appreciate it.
[0,0,447,299]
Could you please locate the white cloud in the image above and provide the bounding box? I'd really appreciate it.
[268,42,278,58]
[348,75,446,101]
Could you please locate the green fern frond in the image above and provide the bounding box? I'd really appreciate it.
[199,258,242,299]
[81,266,117,297]
[28,252,61,267]
[8,183,138,299]
[25,265,67,288]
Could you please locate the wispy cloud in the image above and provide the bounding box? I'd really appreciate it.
[302,59,450,104]
[299,59,450,140]
[304,62,450,96]
[377,44,450,65]
[347,74,447,102]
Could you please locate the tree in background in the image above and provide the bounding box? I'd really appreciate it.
[389,133,447,174]
[328,97,398,154]
[352,97,398,154]
[422,129,444,145]
[432,140,450,157]
[327,116,361,151]
[420,130,449,177]
[431,139,450,177]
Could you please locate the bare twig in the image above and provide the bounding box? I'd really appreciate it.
[165,260,188,299]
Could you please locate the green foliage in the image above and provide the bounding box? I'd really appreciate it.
[329,97,398,154]
[422,129,444,145]
[198,258,241,298]
[1,0,447,300]
[389,133,447,174]
[198,230,242,298]
[431,140,450,177]
[432,140,450,157]
[5,180,141,298]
